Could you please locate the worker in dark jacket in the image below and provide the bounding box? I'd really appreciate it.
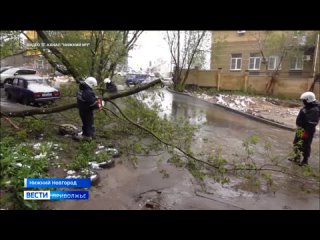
[104,78,118,93]
[289,91,320,166]
[73,77,102,141]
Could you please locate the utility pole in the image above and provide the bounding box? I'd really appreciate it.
[309,33,319,91]
[313,33,319,79]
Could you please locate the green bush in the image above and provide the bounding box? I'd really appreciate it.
[59,83,78,97]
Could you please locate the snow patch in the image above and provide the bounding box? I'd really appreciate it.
[28,83,58,93]
[33,143,41,150]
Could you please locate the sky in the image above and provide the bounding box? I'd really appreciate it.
[128,31,172,74]
[128,31,211,74]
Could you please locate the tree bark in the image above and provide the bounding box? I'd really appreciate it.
[309,73,319,91]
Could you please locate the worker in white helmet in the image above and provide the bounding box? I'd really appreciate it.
[74,77,102,141]
[104,78,118,93]
[289,91,319,166]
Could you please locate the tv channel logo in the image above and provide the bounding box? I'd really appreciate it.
[24,191,50,200]
[24,191,89,200]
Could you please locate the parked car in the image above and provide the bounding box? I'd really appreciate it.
[0,67,37,87]
[0,66,14,73]
[125,73,150,86]
[4,75,60,105]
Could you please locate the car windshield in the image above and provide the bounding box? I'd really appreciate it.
[1,68,19,74]
[0,67,12,73]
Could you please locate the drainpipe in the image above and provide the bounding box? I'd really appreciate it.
[217,68,222,91]
[244,69,249,92]
[309,33,319,91]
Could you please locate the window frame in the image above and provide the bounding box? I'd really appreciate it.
[290,57,303,70]
[248,53,261,71]
[268,56,282,70]
[230,53,242,71]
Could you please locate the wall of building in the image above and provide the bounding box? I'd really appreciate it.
[182,68,320,99]
[211,31,315,78]
[1,53,53,75]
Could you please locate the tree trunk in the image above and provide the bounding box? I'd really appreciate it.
[1,79,162,117]
[309,73,319,91]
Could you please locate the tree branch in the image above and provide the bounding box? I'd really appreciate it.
[0,112,20,129]
[36,31,82,80]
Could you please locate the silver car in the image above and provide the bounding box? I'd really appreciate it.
[0,67,37,87]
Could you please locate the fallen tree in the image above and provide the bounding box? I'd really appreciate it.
[1,79,161,117]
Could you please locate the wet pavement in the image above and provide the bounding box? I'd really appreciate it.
[0,88,38,113]
[2,86,317,210]
[140,89,319,165]
[45,89,319,210]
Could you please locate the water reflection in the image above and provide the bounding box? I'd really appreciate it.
[133,88,318,172]
[136,89,207,125]
[135,89,299,146]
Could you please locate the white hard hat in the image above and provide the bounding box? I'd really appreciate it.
[300,91,316,103]
[84,77,97,89]
[104,78,111,84]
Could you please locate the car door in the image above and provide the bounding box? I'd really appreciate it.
[17,78,26,101]
[11,78,19,99]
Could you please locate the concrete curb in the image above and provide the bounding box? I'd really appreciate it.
[165,86,190,96]
[166,87,296,132]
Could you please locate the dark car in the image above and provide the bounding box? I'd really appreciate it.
[125,73,150,86]
[4,75,60,105]
[0,67,37,86]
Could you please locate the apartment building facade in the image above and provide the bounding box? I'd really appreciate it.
[211,31,317,78]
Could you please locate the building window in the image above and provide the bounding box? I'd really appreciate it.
[268,56,281,70]
[230,53,242,70]
[248,53,261,70]
[290,57,303,70]
[35,59,44,69]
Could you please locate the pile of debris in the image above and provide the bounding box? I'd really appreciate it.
[192,92,302,128]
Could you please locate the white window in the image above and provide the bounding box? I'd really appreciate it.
[35,59,44,69]
[248,53,261,70]
[230,53,242,70]
[290,57,303,70]
[268,56,282,70]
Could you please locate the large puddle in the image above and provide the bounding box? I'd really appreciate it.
[138,89,319,163]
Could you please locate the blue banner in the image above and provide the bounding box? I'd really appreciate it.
[24,191,89,200]
[24,178,91,188]
[50,191,89,200]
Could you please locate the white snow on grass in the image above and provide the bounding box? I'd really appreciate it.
[34,153,47,159]
[67,170,76,175]
[33,143,41,150]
